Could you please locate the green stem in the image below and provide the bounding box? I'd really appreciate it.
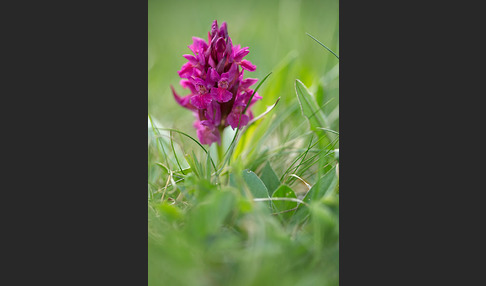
[217,143,224,165]
[217,126,225,164]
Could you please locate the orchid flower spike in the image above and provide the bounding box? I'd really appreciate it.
[171,20,260,145]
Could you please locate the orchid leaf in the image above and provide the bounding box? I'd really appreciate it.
[295,79,328,131]
[242,169,270,208]
[272,185,297,220]
[303,165,338,204]
[259,161,281,196]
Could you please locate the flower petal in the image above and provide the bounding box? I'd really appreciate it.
[195,120,221,145]
[227,110,249,129]
[222,63,237,81]
[240,60,256,72]
[219,22,228,38]
[240,78,258,89]
[211,20,219,38]
[233,47,249,62]
[225,37,233,58]
[183,54,198,65]
[191,93,212,109]
[249,91,262,106]
[171,85,197,111]
[215,37,226,53]
[207,101,221,126]
[211,87,233,103]
[209,68,220,83]
[177,62,194,78]
[188,37,208,55]
[180,79,197,94]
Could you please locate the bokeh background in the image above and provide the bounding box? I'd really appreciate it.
[148,0,339,136]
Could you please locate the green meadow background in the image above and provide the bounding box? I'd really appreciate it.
[149,0,339,285]
[148,0,338,134]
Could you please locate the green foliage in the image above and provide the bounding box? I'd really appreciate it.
[148,132,339,286]
[303,165,338,204]
[242,169,270,199]
[148,175,339,286]
[295,79,328,132]
[259,161,281,196]
[272,185,298,220]
[148,0,339,285]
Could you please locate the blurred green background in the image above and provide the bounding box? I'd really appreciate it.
[148,0,339,135]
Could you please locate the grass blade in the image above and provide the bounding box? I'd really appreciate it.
[158,128,216,171]
[306,32,339,60]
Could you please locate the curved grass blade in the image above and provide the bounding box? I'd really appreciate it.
[148,114,170,169]
[288,139,339,185]
[306,32,339,60]
[242,72,273,115]
[283,134,339,185]
[280,131,330,182]
[247,97,280,127]
[302,165,338,203]
[253,197,308,207]
[158,128,216,171]
[220,72,273,171]
[317,127,339,135]
[169,130,185,175]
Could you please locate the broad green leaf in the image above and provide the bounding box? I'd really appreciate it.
[242,169,271,208]
[272,185,297,220]
[303,166,337,203]
[295,79,328,131]
[242,169,269,199]
[260,161,281,196]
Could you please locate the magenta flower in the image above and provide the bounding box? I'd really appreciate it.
[171,20,260,145]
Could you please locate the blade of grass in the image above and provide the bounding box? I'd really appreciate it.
[158,128,216,171]
[284,135,339,185]
[306,32,339,60]
[242,72,273,115]
[149,114,171,169]
[287,138,339,185]
[170,130,185,175]
[253,197,309,207]
[218,72,272,174]
[247,97,280,127]
[280,131,331,182]
[317,127,339,135]
[286,140,337,185]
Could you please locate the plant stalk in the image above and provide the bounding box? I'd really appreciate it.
[217,126,225,164]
